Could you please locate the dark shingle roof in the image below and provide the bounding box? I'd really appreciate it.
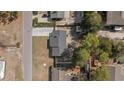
[51,68,71,81]
[106,11,124,26]
[51,68,59,81]
[49,30,66,57]
[50,11,64,20]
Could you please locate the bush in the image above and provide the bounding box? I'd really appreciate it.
[99,52,109,63]
[99,37,112,55]
[81,33,99,55]
[91,65,110,81]
[32,18,38,26]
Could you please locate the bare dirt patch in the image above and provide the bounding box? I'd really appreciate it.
[0,12,23,81]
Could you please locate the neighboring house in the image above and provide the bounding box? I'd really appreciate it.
[106,11,124,31]
[108,64,124,81]
[50,11,65,21]
[50,67,71,81]
[49,30,66,57]
[106,11,124,26]
[50,66,81,81]
[50,11,83,24]
[33,11,83,26]
[0,60,5,80]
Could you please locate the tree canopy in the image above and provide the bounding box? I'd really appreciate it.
[72,48,90,68]
[99,52,109,63]
[112,40,124,58]
[82,12,102,33]
[99,37,112,55]
[91,65,109,81]
[81,33,99,55]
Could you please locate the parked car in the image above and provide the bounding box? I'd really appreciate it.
[114,26,123,31]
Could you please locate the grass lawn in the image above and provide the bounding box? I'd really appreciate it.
[15,63,23,81]
[32,36,53,80]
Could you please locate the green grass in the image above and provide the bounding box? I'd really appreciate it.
[33,22,54,27]
[32,36,48,69]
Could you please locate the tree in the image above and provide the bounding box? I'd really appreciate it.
[72,48,90,68]
[10,11,18,18]
[99,52,109,63]
[99,37,112,55]
[81,33,99,55]
[112,40,124,58]
[91,65,109,81]
[33,18,38,27]
[0,12,18,24]
[82,11,102,33]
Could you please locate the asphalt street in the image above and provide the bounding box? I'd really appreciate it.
[22,11,32,81]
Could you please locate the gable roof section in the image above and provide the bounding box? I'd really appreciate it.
[49,30,66,57]
[50,11,64,20]
[51,68,71,81]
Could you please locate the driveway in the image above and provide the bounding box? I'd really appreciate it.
[32,27,53,36]
[98,30,124,39]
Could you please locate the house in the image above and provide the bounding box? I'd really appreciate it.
[50,11,64,21]
[50,67,71,81]
[49,30,66,57]
[108,64,124,81]
[106,11,124,31]
[33,11,83,26]
[106,11,124,26]
[50,67,80,81]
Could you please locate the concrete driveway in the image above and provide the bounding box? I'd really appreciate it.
[32,27,53,36]
[98,30,124,39]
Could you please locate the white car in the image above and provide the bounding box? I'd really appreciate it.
[0,60,5,80]
[114,26,123,31]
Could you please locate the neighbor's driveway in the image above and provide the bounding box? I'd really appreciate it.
[98,30,124,39]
